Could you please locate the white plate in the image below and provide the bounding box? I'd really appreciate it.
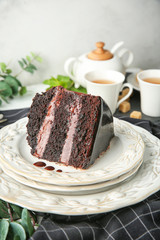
[0,122,159,215]
[0,84,46,111]
[127,72,140,91]
[0,159,143,196]
[0,117,144,186]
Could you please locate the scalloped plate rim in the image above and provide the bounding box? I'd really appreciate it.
[0,117,144,186]
[0,158,143,195]
[0,123,158,215]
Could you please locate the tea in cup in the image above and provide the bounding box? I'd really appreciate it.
[137,69,160,117]
[84,70,133,114]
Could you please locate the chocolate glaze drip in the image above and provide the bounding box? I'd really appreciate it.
[33,161,46,167]
[88,99,114,167]
[44,166,55,171]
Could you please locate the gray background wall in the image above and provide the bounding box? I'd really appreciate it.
[0,0,159,85]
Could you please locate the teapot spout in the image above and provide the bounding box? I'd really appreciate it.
[110,41,124,54]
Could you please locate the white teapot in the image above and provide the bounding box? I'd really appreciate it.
[64,41,133,87]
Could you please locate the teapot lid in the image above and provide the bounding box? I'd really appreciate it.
[88,42,113,61]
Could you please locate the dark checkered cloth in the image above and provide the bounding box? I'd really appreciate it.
[1,108,160,240]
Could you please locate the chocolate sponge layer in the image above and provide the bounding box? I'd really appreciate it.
[27,87,56,155]
[42,88,77,163]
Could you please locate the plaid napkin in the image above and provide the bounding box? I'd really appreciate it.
[0,108,160,240]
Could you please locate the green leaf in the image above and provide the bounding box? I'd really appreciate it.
[30,52,36,58]
[18,61,24,69]
[6,69,12,74]
[29,64,37,70]
[13,236,20,240]
[7,222,26,240]
[0,81,13,97]
[34,56,42,63]
[43,77,60,87]
[70,86,87,93]
[19,86,27,96]
[43,75,73,89]
[0,99,2,105]
[14,78,22,87]
[0,94,9,103]
[57,75,70,82]
[0,200,9,219]
[30,52,42,62]
[21,209,34,237]
[26,56,31,63]
[46,86,53,91]
[22,58,27,65]
[29,212,37,225]
[43,75,87,94]
[0,219,9,240]
[5,75,22,87]
[24,64,37,74]
[0,63,7,73]
[23,67,33,74]
[43,78,54,85]
[57,75,73,88]
[0,202,23,222]
[10,204,22,220]
[4,76,19,95]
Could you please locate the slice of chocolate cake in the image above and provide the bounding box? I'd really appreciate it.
[27,86,114,169]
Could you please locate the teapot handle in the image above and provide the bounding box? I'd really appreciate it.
[117,48,134,68]
[110,41,124,54]
[64,57,80,88]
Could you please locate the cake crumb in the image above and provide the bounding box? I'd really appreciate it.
[119,101,131,113]
[130,111,142,119]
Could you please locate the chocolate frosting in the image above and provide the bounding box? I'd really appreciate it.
[89,98,114,165]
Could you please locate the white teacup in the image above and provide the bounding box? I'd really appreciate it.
[85,70,133,114]
[137,69,160,117]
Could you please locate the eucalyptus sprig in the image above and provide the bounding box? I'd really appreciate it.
[17,52,42,75]
[43,75,87,93]
[0,200,37,239]
[0,52,42,105]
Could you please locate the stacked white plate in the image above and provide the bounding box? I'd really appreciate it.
[0,117,159,215]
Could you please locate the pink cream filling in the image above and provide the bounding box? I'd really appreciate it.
[35,90,60,158]
[60,100,82,165]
